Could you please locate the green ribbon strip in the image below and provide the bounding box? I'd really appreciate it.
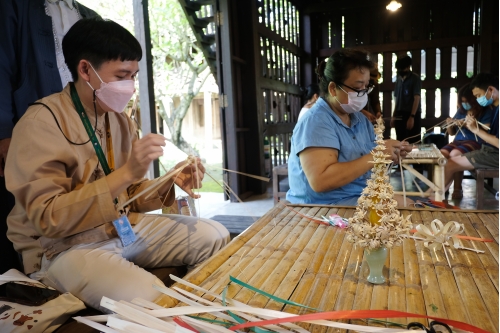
[229,276,318,311]
[186,316,232,327]
[222,284,272,333]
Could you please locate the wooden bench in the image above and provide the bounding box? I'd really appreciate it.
[470,168,499,209]
[272,164,288,205]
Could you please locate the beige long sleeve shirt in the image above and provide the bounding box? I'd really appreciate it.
[6,85,169,274]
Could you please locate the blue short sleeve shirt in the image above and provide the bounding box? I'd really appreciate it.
[286,98,377,204]
[453,108,494,142]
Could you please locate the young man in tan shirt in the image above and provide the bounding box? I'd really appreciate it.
[6,18,229,310]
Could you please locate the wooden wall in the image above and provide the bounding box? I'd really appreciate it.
[253,0,303,169]
[215,0,497,199]
[303,0,498,137]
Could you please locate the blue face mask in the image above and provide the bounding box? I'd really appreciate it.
[477,90,494,107]
[461,102,472,111]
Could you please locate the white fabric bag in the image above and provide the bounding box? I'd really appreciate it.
[0,269,86,333]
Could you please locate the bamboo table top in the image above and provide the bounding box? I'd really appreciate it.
[156,204,499,332]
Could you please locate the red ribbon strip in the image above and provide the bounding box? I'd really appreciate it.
[228,309,488,333]
[410,229,493,242]
[173,317,200,333]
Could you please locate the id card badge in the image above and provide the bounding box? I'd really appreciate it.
[112,215,136,247]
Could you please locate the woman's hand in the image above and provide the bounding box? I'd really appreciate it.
[171,157,205,198]
[384,139,412,163]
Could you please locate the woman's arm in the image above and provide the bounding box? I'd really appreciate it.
[300,139,408,193]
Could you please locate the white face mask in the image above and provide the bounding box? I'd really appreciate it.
[335,86,368,114]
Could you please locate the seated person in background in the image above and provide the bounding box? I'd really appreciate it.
[286,48,412,206]
[298,84,320,120]
[440,73,499,193]
[360,66,382,122]
[441,83,494,199]
[6,18,229,310]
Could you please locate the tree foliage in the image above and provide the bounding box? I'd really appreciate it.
[79,0,212,154]
[149,0,211,154]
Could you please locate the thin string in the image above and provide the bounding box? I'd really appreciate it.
[402,118,448,143]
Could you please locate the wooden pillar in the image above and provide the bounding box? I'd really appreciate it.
[133,0,159,178]
[301,13,313,86]
[477,0,493,73]
[216,0,239,201]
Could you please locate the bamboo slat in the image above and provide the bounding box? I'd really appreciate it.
[387,240,406,326]
[246,207,330,309]
[262,209,332,310]
[428,211,470,324]
[430,211,496,332]
[446,211,499,289]
[410,211,448,320]
[464,212,499,263]
[161,205,499,333]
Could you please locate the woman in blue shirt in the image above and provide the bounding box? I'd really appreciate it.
[286,49,412,206]
[441,83,493,198]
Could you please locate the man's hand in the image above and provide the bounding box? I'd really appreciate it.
[124,133,166,182]
[172,157,205,199]
[465,115,480,134]
[406,117,415,130]
[0,138,12,177]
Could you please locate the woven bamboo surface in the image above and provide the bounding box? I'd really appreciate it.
[155,204,499,332]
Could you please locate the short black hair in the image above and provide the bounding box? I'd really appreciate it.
[395,55,412,70]
[470,72,499,91]
[63,18,142,81]
[304,84,320,100]
[316,48,374,95]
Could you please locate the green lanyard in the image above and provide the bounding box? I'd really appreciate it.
[70,83,112,175]
[69,83,119,206]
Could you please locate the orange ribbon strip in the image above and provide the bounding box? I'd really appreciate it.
[228,309,488,333]
[410,229,493,242]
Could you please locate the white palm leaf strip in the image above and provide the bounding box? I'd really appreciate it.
[162,285,297,333]
[167,276,412,333]
[79,295,423,333]
[101,297,175,332]
[152,284,237,323]
[398,155,407,207]
[73,316,123,333]
[107,316,166,333]
[169,276,308,333]
[131,298,168,310]
[180,315,237,333]
[118,159,191,210]
[146,304,416,333]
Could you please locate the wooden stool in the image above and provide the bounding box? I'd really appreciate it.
[471,168,499,209]
[272,164,288,205]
